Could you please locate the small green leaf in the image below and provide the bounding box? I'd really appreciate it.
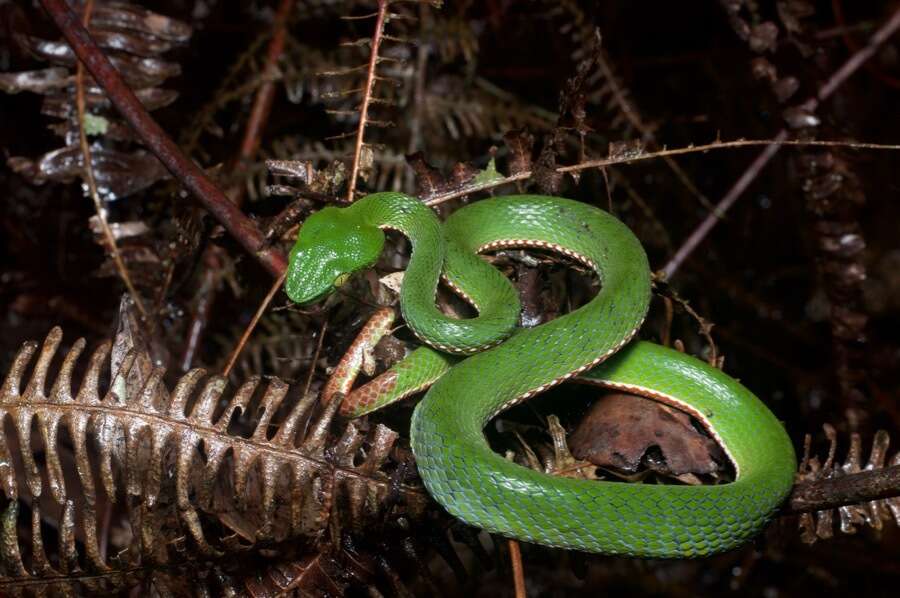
[473,157,505,185]
[82,113,109,136]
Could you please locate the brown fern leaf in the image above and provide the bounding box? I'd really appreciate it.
[797,424,900,543]
[319,1,443,201]
[0,327,429,594]
[423,76,556,142]
[3,1,190,200]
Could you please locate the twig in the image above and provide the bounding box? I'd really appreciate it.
[661,131,786,279]
[180,247,223,371]
[508,539,526,598]
[424,138,898,207]
[346,0,389,202]
[235,0,294,169]
[303,317,329,398]
[557,136,900,172]
[74,0,147,319]
[661,5,900,279]
[180,0,295,371]
[423,171,532,206]
[593,32,716,214]
[785,464,900,515]
[75,72,143,302]
[222,271,287,378]
[39,0,287,277]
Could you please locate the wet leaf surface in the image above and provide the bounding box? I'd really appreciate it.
[568,393,725,476]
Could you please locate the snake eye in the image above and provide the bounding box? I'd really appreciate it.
[334,272,352,287]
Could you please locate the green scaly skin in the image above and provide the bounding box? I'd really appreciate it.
[286,192,796,557]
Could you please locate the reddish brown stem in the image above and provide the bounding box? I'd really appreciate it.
[39,0,287,277]
[508,539,526,598]
[661,5,900,279]
[234,0,294,172]
[346,0,389,202]
[180,0,295,370]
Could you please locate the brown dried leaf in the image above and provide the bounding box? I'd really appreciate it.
[0,67,69,94]
[90,2,192,42]
[449,161,479,187]
[406,151,447,198]
[241,551,348,597]
[533,134,563,195]
[777,0,815,35]
[568,393,724,476]
[503,128,534,175]
[607,139,645,161]
[750,57,778,83]
[773,76,800,102]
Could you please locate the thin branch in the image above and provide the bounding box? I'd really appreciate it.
[74,0,147,318]
[303,317,329,398]
[508,540,526,598]
[785,464,900,515]
[39,0,287,277]
[423,171,531,206]
[558,137,900,173]
[181,0,295,371]
[661,5,900,279]
[235,0,294,168]
[222,270,287,378]
[424,137,899,207]
[346,0,389,202]
[593,32,716,214]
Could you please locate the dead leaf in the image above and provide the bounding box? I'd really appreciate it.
[503,128,534,175]
[568,393,724,476]
[533,134,563,194]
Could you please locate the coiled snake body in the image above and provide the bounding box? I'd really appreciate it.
[286,192,795,557]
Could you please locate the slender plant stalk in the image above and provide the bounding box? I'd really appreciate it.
[346,0,389,202]
[303,317,329,399]
[181,0,295,371]
[508,539,526,598]
[222,270,287,378]
[74,0,147,318]
[424,138,899,207]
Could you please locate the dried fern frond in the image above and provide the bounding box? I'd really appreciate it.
[423,76,556,142]
[797,424,900,543]
[3,1,190,200]
[0,327,429,594]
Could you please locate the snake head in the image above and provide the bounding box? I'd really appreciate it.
[285,206,385,305]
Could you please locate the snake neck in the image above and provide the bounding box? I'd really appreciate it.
[351,192,520,354]
[350,193,454,353]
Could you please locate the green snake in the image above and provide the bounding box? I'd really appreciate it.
[285,192,796,557]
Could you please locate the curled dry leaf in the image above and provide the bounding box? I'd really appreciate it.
[533,134,563,194]
[503,128,535,176]
[406,151,447,198]
[568,393,725,477]
[406,151,480,201]
[9,146,170,200]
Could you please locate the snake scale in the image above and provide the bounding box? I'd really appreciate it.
[285,192,796,557]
